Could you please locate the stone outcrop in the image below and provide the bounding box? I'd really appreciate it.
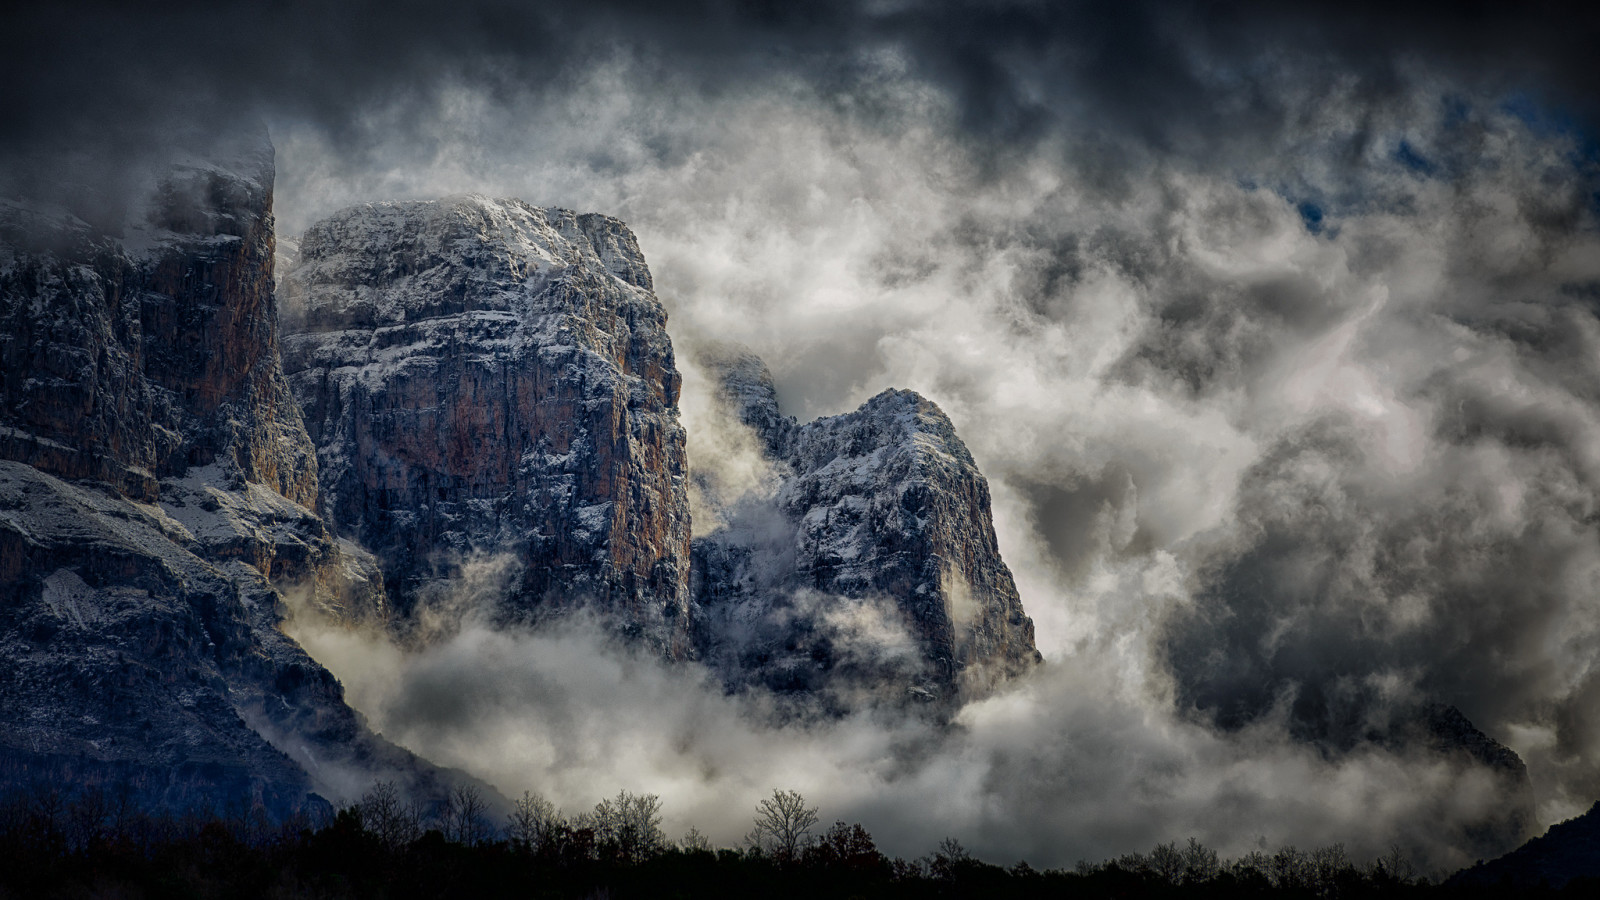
[690,348,1041,707]
[0,142,315,508]
[0,137,468,815]
[280,196,692,655]
[1417,704,1540,862]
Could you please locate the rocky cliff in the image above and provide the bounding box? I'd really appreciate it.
[279,195,692,655]
[0,138,468,815]
[1417,704,1540,862]
[690,349,1041,708]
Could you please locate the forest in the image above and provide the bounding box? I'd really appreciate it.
[0,782,1586,898]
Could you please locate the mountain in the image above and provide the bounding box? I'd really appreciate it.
[1415,704,1539,861]
[3,130,1530,862]
[690,348,1041,708]
[0,143,1044,816]
[275,195,1040,707]
[0,136,481,815]
[1450,801,1600,888]
[279,195,692,655]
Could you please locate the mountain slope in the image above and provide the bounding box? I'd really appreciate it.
[1451,801,1600,888]
[0,136,473,814]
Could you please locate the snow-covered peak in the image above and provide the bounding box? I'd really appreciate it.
[284,194,655,332]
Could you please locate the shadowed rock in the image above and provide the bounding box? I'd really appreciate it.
[0,135,481,816]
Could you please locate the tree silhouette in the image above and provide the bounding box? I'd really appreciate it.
[355,781,423,852]
[748,789,818,861]
[589,790,664,864]
[505,790,560,851]
[439,784,490,846]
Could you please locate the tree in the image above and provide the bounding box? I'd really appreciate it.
[680,826,712,853]
[355,781,424,852]
[1181,837,1219,883]
[748,789,818,861]
[1270,845,1310,889]
[1148,842,1185,884]
[439,784,491,846]
[1374,843,1416,884]
[505,791,560,851]
[590,790,664,864]
[930,837,972,880]
[809,821,885,873]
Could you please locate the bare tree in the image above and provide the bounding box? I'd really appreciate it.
[590,790,664,863]
[1270,846,1310,889]
[1311,842,1353,891]
[680,826,712,853]
[1375,843,1416,884]
[748,789,818,861]
[506,790,560,850]
[1181,837,1219,883]
[439,784,491,846]
[1149,842,1185,885]
[356,781,424,852]
[931,837,971,880]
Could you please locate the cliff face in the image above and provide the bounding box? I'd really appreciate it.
[0,140,459,815]
[0,146,315,508]
[1417,704,1540,862]
[690,349,1041,707]
[280,196,692,655]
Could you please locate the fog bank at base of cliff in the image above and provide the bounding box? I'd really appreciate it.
[285,584,1518,872]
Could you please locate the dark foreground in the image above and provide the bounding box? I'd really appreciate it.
[0,789,1590,899]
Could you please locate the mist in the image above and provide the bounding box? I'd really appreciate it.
[284,575,1525,871]
[9,0,1600,875]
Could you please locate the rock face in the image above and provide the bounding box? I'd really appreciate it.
[690,349,1041,707]
[280,196,692,655]
[0,138,465,815]
[1417,704,1540,862]
[0,144,315,508]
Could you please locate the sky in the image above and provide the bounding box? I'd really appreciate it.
[8,0,1600,873]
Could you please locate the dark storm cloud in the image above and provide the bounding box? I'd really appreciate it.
[6,1,1597,171]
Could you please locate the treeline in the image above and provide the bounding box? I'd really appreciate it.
[0,782,1588,898]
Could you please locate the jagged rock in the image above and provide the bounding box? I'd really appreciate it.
[280,195,692,655]
[690,348,1040,707]
[0,136,469,815]
[0,140,314,507]
[1417,704,1540,861]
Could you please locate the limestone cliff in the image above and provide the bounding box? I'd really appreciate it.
[0,138,465,815]
[280,196,692,655]
[690,349,1041,707]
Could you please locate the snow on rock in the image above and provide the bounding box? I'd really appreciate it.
[0,135,313,506]
[690,347,1041,710]
[280,195,692,656]
[0,138,468,816]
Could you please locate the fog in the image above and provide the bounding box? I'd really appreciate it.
[11,0,1600,874]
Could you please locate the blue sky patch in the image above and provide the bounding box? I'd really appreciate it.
[1394,140,1436,175]
[1297,201,1324,235]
